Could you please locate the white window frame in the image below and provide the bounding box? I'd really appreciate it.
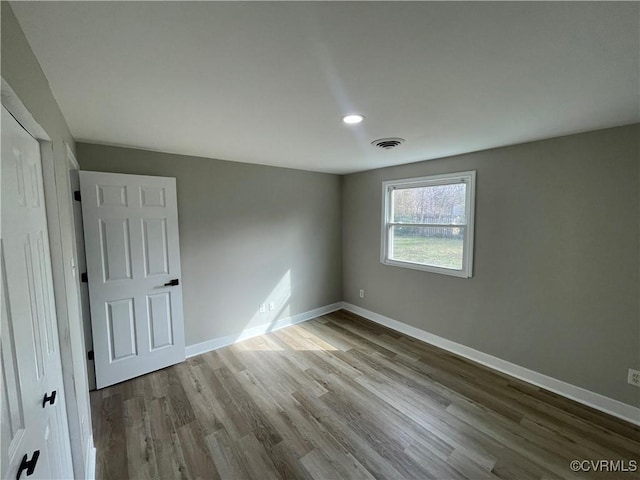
[380,170,476,278]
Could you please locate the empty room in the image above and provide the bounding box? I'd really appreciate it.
[1,1,639,479]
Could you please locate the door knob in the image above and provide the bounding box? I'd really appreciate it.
[163,279,180,287]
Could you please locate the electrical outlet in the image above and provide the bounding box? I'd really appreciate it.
[269,302,275,311]
[259,304,266,313]
[359,289,365,298]
[628,369,640,387]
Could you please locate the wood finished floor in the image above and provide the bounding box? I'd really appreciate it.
[91,310,640,479]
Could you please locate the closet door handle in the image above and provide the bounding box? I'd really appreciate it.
[42,390,57,408]
[16,450,39,479]
[163,279,180,287]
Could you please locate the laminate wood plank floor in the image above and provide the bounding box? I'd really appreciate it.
[91,310,640,479]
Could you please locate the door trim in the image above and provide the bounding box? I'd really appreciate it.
[66,144,96,391]
[1,79,50,142]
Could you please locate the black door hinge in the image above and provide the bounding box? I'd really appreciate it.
[74,190,81,202]
[81,272,88,283]
[87,350,94,361]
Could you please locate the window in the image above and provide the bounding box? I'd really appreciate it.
[381,171,476,278]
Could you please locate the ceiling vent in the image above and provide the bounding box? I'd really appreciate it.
[371,137,405,150]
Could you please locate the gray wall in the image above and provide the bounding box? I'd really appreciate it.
[77,143,343,346]
[343,125,640,407]
[2,3,92,476]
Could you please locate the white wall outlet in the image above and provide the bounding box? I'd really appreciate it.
[628,368,640,387]
[259,304,266,313]
[359,289,365,298]
[269,302,274,311]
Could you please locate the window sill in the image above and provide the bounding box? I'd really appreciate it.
[381,258,472,278]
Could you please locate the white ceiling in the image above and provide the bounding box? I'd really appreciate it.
[11,1,639,174]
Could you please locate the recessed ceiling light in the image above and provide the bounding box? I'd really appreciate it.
[342,114,365,125]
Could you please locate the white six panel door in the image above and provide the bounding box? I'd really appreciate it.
[1,106,73,479]
[79,171,185,388]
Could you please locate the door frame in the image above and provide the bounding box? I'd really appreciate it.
[67,145,96,390]
[2,78,95,478]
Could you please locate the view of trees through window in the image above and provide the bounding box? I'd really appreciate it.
[390,183,466,269]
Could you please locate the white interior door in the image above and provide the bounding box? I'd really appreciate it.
[1,106,74,479]
[79,171,185,389]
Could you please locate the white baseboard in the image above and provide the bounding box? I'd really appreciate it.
[185,302,343,358]
[85,436,96,480]
[342,302,640,426]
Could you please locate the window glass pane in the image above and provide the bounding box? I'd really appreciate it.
[392,183,467,224]
[391,225,464,269]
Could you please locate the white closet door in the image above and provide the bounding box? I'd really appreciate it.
[1,106,74,479]
[79,171,185,389]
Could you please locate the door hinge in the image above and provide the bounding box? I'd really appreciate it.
[74,190,81,202]
[87,350,94,361]
[81,272,88,283]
